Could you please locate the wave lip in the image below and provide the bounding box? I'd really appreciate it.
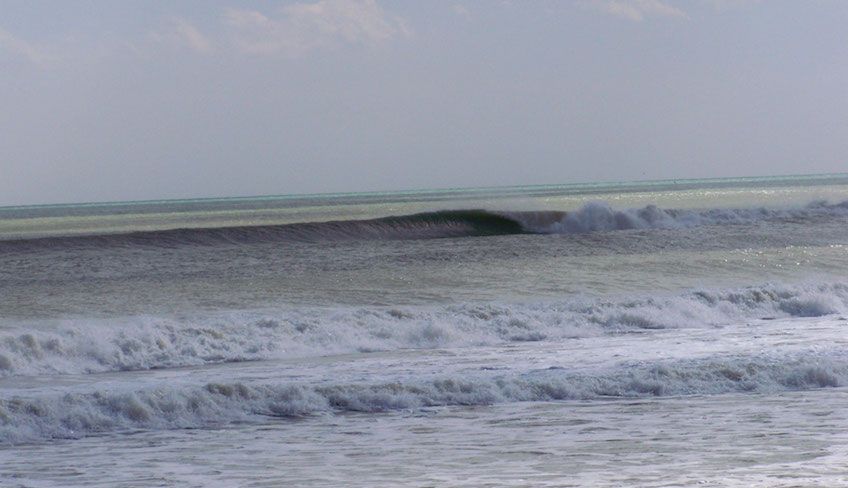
[2,282,847,378]
[1,352,845,444]
[0,210,527,250]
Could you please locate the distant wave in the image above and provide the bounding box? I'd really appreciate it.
[2,282,847,378]
[2,350,846,443]
[2,199,848,250]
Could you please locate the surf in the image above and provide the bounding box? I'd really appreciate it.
[2,348,845,444]
[2,282,847,378]
[2,199,848,251]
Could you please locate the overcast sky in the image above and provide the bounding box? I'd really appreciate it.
[1,0,847,205]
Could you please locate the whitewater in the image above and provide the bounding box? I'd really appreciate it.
[3,174,848,487]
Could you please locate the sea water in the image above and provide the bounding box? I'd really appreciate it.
[2,174,848,486]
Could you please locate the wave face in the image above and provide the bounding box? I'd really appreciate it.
[0,210,526,250]
[2,282,847,378]
[2,351,845,443]
[3,200,848,250]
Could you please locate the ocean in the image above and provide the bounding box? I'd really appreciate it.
[2,174,848,487]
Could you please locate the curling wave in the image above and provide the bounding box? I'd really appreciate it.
[2,200,848,250]
[2,282,847,377]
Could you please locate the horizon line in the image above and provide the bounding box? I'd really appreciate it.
[3,171,848,212]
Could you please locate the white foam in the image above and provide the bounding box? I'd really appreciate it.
[2,282,848,378]
[520,200,848,234]
[2,351,846,444]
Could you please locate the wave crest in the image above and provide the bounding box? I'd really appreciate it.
[2,352,845,443]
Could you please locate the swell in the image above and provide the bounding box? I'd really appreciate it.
[2,351,845,444]
[2,282,847,378]
[2,199,848,250]
[0,210,527,251]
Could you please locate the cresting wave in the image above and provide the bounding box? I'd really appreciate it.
[2,199,848,249]
[1,352,845,444]
[2,282,847,377]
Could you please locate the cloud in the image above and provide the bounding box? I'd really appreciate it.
[452,4,470,17]
[172,20,214,54]
[0,27,48,65]
[225,0,410,56]
[584,0,688,21]
[150,19,214,54]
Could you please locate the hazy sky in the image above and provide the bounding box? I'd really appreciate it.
[1,0,847,205]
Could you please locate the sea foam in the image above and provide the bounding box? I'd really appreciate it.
[1,351,845,444]
[1,282,847,377]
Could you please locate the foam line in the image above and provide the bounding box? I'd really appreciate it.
[1,352,845,444]
[2,282,846,377]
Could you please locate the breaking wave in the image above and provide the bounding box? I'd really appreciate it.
[3,200,848,250]
[2,352,845,444]
[511,198,848,233]
[2,282,847,378]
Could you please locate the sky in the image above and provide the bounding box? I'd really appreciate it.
[1,0,847,206]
